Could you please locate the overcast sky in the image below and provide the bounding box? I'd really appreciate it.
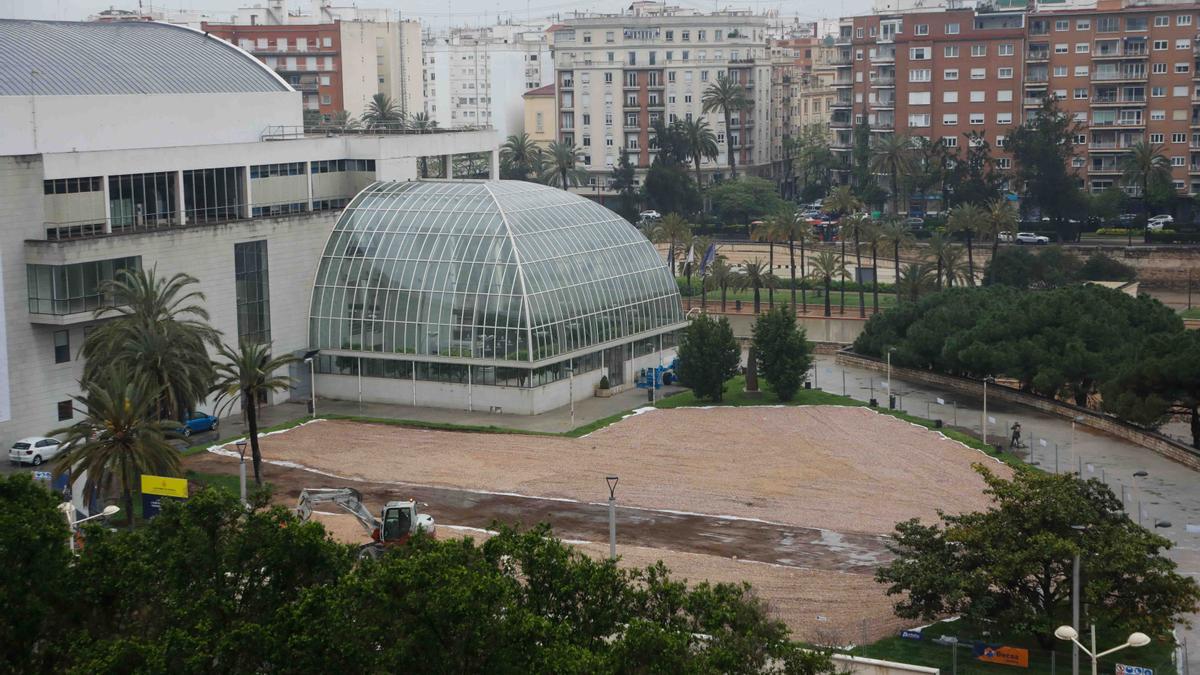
[5,0,866,29]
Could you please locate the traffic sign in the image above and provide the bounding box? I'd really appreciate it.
[1116,664,1153,675]
[32,470,52,481]
[900,630,923,641]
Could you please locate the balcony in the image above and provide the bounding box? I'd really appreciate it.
[1024,96,1045,107]
[832,77,853,87]
[871,97,895,108]
[829,54,853,66]
[830,117,853,129]
[871,50,896,63]
[1091,94,1146,106]
[1027,73,1049,84]
[1089,164,1122,174]
[1092,44,1148,59]
[1092,117,1145,127]
[831,96,852,108]
[1092,68,1148,82]
[1027,49,1050,61]
[1089,140,1139,151]
[870,77,895,87]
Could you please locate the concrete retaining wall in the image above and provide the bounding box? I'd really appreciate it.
[832,654,939,675]
[835,351,1200,471]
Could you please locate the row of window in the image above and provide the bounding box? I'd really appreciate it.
[43,177,102,195]
[1030,13,1192,34]
[314,350,605,389]
[563,27,753,44]
[311,159,377,174]
[27,257,141,316]
[236,35,334,51]
[907,43,1012,59]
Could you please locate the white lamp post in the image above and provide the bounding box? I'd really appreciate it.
[1055,625,1150,675]
[236,439,248,505]
[565,365,575,426]
[606,475,619,560]
[887,347,896,409]
[303,350,319,419]
[59,502,120,553]
[982,376,995,446]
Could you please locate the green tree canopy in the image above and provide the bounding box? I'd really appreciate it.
[876,465,1199,648]
[982,246,1083,290]
[610,148,640,223]
[751,306,813,402]
[1102,329,1200,448]
[676,314,741,402]
[1008,97,1085,241]
[707,177,784,226]
[642,162,701,217]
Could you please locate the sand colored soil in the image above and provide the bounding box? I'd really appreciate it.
[245,406,1006,536]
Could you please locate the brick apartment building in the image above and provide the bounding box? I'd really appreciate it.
[830,1,1200,203]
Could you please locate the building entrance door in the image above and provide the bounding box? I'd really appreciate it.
[605,344,626,386]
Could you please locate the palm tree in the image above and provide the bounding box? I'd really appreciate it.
[765,210,808,310]
[807,250,847,317]
[211,341,298,485]
[879,217,915,294]
[895,262,935,303]
[705,257,746,312]
[740,258,776,314]
[940,244,969,288]
[1120,142,1172,244]
[841,212,872,317]
[750,220,783,309]
[947,203,986,286]
[679,117,720,188]
[658,213,693,276]
[790,216,816,314]
[701,73,751,179]
[52,371,181,531]
[361,93,404,129]
[409,112,437,132]
[927,232,952,290]
[82,267,218,421]
[822,185,863,217]
[862,221,887,314]
[330,110,361,130]
[686,234,715,304]
[541,140,588,190]
[500,133,545,182]
[984,198,1018,257]
[870,134,914,215]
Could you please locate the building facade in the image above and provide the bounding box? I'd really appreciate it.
[0,19,498,445]
[423,23,552,138]
[523,83,558,146]
[549,3,773,198]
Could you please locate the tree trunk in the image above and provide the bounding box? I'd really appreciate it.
[694,155,703,189]
[767,243,775,309]
[123,484,135,532]
[725,109,737,179]
[800,242,808,313]
[893,242,901,295]
[721,287,727,312]
[855,230,865,318]
[871,244,880,314]
[824,278,831,317]
[247,390,263,485]
[936,259,944,290]
[753,285,761,314]
[840,238,847,315]
[966,234,975,286]
[788,238,797,308]
[891,169,900,216]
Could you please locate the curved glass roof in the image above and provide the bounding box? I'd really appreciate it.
[309,181,684,365]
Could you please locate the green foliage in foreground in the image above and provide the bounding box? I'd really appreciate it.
[1,476,836,674]
[676,314,741,402]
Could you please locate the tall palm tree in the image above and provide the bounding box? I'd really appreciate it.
[984,198,1018,257]
[947,203,986,286]
[822,185,863,217]
[739,258,776,314]
[658,213,693,276]
[1120,142,1172,244]
[52,371,181,531]
[841,212,872,317]
[686,234,715,304]
[701,73,751,179]
[879,217,915,293]
[679,117,719,188]
[765,210,808,310]
[409,112,437,131]
[790,216,816,314]
[82,267,218,421]
[926,232,952,290]
[500,133,545,182]
[862,221,887,314]
[750,220,783,309]
[895,262,935,303]
[807,250,847,318]
[361,93,404,130]
[330,110,361,130]
[705,257,746,312]
[541,140,588,190]
[870,134,915,215]
[211,341,298,485]
[940,244,969,288]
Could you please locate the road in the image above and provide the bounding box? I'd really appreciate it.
[815,354,1200,671]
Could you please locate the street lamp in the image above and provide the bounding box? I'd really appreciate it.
[236,439,248,505]
[1055,625,1150,675]
[1132,470,1148,526]
[606,475,619,560]
[982,376,995,446]
[1071,415,1086,461]
[59,502,120,553]
[565,365,575,426]
[887,347,896,409]
[303,349,320,419]
[1068,523,1089,675]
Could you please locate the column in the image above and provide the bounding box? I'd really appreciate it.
[101,175,112,234]
[444,154,454,179]
[489,149,500,180]
[175,170,187,225]
[305,161,314,211]
[243,165,253,218]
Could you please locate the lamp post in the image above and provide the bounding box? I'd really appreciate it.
[887,347,896,409]
[303,349,320,419]
[565,365,575,426]
[982,376,995,446]
[58,502,120,553]
[606,475,619,560]
[1133,470,1148,526]
[1055,625,1150,675]
[236,439,248,505]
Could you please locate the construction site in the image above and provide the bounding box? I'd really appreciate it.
[186,404,1008,644]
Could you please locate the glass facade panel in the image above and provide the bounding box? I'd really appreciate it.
[27,256,141,315]
[309,181,684,363]
[235,240,271,344]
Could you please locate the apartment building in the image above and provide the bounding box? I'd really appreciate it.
[203,1,422,120]
[831,9,1026,194]
[549,2,772,198]
[523,84,559,145]
[422,23,552,138]
[769,36,818,181]
[0,19,497,445]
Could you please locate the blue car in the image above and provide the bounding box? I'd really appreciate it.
[179,411,219,438]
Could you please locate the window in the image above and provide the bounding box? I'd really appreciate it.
[1154,40,1168,51]
[909,47,930,60]
[1074,66,1089,77]
[1155,15,1170,27]
[1074,134,1088,144]
[1179,14,1193,25]
[1074,88,1088,99]
[915,24,929,35]
[604,72,613,83]
[946,23,960,34]
[970,90,985,102]
[909,69,931,82]
[1173,132,1187,143]
[57,401,73,422]
[970,113,985,125]
[1054,66,1068,77]
[1077,19,1091,29]
[53,330,69,363]
[970,68,985,79]
[943,90,959,103]
[942,136,958,147]
[971,44,986,57]
[1127,17,1147,31]
[944,45,959,58]
[234,241,271,344]
[28,257,141,316]
[1076,43,1089,53]
[908,113,930,128]
[942,113,958,125]
[1178,39,1192,51]
[997,158,1011,170]
[1176,85,1190,97]
[1178,63,1191,74]
[999,43,1014,56]
[1173,156,1187,166]
[1097,17,1119,32]
[606,31,615,42]
[1151,110,1166,120]
[909,91,931,105]
[1055,19,1069,31]
[1153,63,1167,74]
[944,69,959,80]
[997,112,1013,124]
[1152,86,1166,97]
[998,90,1013,101]
[1055,43,1068,54]
[999,67,1013,79]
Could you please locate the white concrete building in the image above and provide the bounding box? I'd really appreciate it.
[550,2,773,196]
[0,19,499,444]
[422,23,552,137]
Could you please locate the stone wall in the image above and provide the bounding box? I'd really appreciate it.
[835,351,1200,471]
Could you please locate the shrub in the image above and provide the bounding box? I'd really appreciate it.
[598,375,610,390]
[676,315,740,402]
[751,305,813,402]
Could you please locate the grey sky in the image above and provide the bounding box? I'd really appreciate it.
[5,0,865,29]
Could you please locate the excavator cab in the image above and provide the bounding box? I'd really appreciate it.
[380,504,413,543]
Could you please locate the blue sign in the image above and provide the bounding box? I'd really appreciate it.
[901,630,923,641]
[141,493,184,519]
[32,470,52,481]
[1116,665,1153,675]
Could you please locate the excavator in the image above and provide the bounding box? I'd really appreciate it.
[295,487,435,559]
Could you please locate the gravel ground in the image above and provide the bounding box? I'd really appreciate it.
[312,512,901,644]
[247,406,1005,536]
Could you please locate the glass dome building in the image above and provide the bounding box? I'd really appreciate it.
[308,180,686,414]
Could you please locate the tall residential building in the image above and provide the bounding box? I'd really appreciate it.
[769,35,818,187]
[523,84,559,145]
[422,23,552,138]
[0,19,497,446]
[203,1,421,121]
[549,2,772,199]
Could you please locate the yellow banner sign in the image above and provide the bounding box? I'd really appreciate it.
[978,646,1030,668]
[141,474,188,498]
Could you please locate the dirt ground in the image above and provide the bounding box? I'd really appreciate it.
[242,406,1006,536]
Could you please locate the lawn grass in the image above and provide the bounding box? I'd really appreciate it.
[178,416,317,456]
[851,618,1176,675]
[682,288,899,310]
[1179,307,1200,320]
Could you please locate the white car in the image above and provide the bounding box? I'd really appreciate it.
[998,231,1015,242]
[1147,215,1173,230]
[1016,232,1050,245]
[10,436,65,466]
[638,210,661,221]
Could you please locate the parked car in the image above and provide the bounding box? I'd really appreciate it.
[638,210,661,221]
[1147,215,1174,231]
[10,436,65,466]
[1016,232,1050,245]
[904,216,925,229]
[997,231,1015,242]
[178,411,219,438]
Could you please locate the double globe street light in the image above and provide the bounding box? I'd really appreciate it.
[1054,625,1150,675]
